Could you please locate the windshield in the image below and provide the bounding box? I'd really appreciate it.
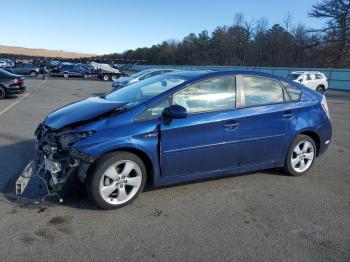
[105,74,186,106]
[130,69,157,79]
[286,73,301,80]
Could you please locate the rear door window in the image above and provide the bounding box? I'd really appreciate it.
[240,75,285,107]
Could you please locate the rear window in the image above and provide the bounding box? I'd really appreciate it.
[282,81,302,101]
[315,74,324,79]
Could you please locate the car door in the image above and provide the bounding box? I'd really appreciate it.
[236,75,296,167]
[13,63,23,74]
[303,73,316,90]
[23,63,33,75]
[160,75,241,178]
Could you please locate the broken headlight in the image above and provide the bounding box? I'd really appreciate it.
[58,131,95,151]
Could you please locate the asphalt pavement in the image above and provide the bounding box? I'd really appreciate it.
[0,78,349,262]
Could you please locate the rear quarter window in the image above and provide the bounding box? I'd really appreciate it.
[316,74,324,79]
[282,81,302,101]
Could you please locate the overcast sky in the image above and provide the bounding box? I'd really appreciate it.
[0,0,323,54]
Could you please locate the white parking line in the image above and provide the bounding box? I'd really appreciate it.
[0,80,47,117]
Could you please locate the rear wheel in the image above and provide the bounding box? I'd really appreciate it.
[102,74,110,81]
[316,85,325,93]
[86,152,147,209]
[111,74,118,81]
[0,86,7,99]
[284,135,316,176]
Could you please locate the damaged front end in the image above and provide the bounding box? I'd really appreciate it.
[16,123,96,201]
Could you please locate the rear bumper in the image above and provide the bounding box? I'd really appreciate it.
[317,119,332,156]
[7,85,26,94]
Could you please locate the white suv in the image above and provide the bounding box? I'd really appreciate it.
[286,71,328,93]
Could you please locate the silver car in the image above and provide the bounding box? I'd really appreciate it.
[111,69,175,91]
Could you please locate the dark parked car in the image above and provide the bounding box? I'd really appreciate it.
[5,62,40,77]
[16,70,332,209]
[0,69,26,99]
[51,63,92,78]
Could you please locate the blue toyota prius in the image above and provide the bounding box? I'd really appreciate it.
[16,70,332,209]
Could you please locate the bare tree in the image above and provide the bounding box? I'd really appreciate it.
[309,0,350,66]
[233,12,245,27]
[283,11,294,32]
[255,17,269,34]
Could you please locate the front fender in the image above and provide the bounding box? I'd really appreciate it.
[73,119,161,184]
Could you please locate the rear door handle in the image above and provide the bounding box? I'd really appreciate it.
[283,111,294,119]
[224,121,239,130]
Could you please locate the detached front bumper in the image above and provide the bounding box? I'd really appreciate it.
[16,147,96,200]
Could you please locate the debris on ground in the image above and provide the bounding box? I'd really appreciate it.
[150,209,168,217]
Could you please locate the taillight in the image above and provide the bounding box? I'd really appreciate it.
[11,78,23,85]
[321,95,330,119]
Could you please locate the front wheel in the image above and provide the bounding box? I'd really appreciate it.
[86,152,147,209]
[284,135,316,176]
[0,86,7,99]
[30,71,38,77]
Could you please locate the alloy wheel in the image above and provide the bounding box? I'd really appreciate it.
[0,87,6,99]
[291,140,315,173]
[99,160,143,205]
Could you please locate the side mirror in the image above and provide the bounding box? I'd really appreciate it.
[162,105,187,123]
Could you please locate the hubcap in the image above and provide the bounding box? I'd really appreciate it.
[99,160,142,205]
[291,140,315,173]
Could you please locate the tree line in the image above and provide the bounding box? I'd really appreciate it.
[99,0,350,68]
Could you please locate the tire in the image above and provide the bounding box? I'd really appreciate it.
[316,85,325,93]
[0,86,7,99]
[30,71,38,77]
[102,74,110,81]
[111,74,118,81]
[86,151,147,209]
[284,134,317,176]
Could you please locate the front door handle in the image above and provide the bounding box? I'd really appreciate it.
[283,111,294,119]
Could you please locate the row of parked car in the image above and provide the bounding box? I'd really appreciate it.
[0,59,127,81]
[0,65,329,100]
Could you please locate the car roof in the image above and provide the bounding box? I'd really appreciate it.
[166,69,290,81]
[290,71,324,74]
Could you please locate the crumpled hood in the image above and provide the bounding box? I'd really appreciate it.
[44,97,126,129]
